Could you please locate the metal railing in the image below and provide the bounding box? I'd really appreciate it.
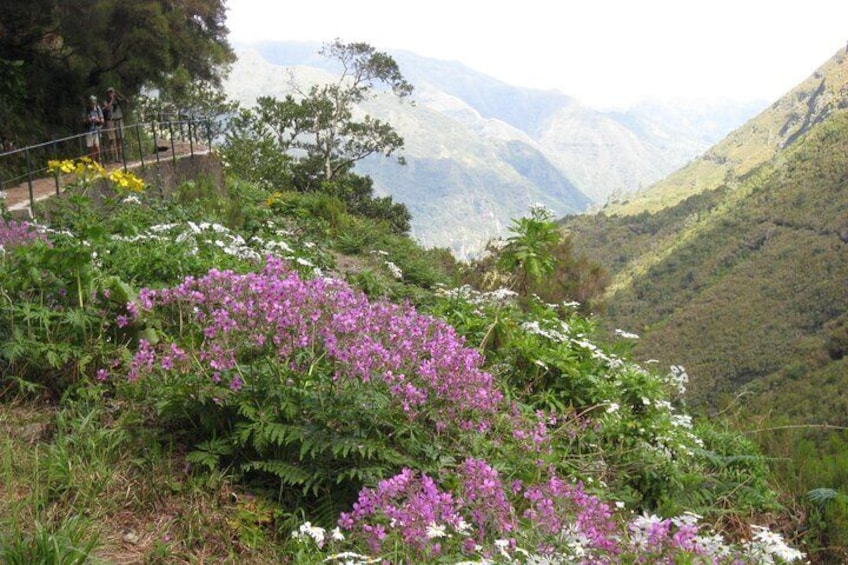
[0,119,213,212]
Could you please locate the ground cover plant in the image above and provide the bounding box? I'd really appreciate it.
[0,159,808,562]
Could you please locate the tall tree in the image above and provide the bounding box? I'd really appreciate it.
[221,40,414,233]
[225,39,413,188]
[304,39,413,181]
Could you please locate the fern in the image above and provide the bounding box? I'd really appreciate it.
[187,438,234,471]
[807,487,844,505]
[243,460,311,487]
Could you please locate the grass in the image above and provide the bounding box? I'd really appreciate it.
[0,392,296,563]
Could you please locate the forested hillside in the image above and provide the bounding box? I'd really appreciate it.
[566,112,848,413]
[561,46,848,561]
[0,0,233,146]
[561,47,848,415]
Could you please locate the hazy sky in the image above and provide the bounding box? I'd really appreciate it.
[226,0,848,108]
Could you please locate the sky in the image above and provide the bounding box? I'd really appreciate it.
[226,0,848,108]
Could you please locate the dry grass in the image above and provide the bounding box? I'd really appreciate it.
[0,397,290,564]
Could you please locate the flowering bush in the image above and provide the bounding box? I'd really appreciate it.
[117,256,505,506]
[0,220,134,394]
[430,286,718,509]
[48,157,145,195]
[112,257,803,562]
[294,465,804,564]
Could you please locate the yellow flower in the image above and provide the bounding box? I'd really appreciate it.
[108,169,145,193]
[85,161,106,177]
[266,191,283,207]
[47,159,77,175]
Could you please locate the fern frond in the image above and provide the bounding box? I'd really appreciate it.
[244,459,311,486]
[807,487,842,505]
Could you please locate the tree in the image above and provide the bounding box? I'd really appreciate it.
[224,39,413,188]
[221,40,414,233]
[306,39,413,181]
[0,0,234,144]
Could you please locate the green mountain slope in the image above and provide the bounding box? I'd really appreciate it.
[603,46,848,216]
[562,48,848,421]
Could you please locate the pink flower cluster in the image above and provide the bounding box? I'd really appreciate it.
[0,219,49,250]
[125,256,503,430]
[521,475,618,555]
[337,464,769,563]
[338,467,462,555]
[338,462,621,560]
[339,458,520,558]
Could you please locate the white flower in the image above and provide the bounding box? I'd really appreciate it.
[561,524,592,558]
[671,511,702,527]
[453,518,472,535]
[614,328,640,339]
[668,365,689,395]
[670,413,693,429]
[323,551,381,564]
[385,260,403,279]
[425,522,448,539]
[330,527,345,541]
[494,538,512,558]
[749,526,805,563]
[292,521,326,547]
[694,533,731,558]
[606,402,620,414]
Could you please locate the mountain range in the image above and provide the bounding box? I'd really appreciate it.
[560,45,848,421]
[224,41,762,258]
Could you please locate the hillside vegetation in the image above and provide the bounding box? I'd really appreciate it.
[566,109,847,405]
[1,40,819,564]
[561,46,848,562]
[562,47,848,414]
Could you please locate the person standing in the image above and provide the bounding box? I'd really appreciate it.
[84,94,104,163]
[103,87,125,162]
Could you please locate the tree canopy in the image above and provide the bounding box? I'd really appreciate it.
[0,0,234,145]
[222,39,414,234]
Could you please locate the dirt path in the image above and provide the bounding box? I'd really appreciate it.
[1,142,208,215]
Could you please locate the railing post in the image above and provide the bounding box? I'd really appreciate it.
[135,123,145,171]
[168,121,176,165]
[188,120,195,157]
[51,140,61,195]
[119,123,128,171]
[24,146,34,214]
[152,123,160,165]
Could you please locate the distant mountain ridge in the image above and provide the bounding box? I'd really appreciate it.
[225,41,762,257]
[560,46,848,419]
